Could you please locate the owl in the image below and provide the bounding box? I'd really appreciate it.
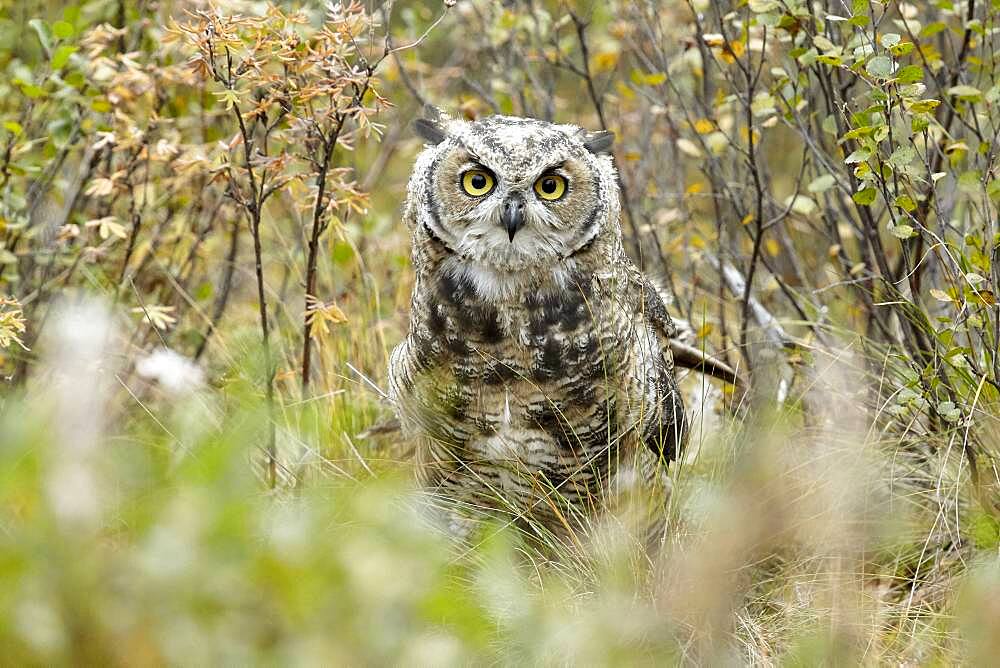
[388,111,689,540]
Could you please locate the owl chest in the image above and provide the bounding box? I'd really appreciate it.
[405,274,636,452]
[413,278,623,392]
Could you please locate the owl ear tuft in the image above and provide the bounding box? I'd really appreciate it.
[582,130,615,154]
[413,105,450,145]
[413,118,448,145]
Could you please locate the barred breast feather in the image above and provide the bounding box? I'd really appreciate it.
[388,224,686,538]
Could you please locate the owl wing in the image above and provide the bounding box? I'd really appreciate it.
[630,266,678,341]
[628,265,743,386]
[626,266,687,463]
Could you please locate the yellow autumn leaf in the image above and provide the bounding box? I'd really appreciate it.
[740,126,760,145]
[305,295,349,338]
[614,81,635,101]
[693,118,714,134]
[592,51,619,73]
[719,40,746,64]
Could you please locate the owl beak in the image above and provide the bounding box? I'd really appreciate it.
[501,195,525,242]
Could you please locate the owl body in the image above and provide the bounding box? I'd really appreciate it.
[389,115,686,537]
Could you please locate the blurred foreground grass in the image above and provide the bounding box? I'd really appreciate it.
[0,301,997,664]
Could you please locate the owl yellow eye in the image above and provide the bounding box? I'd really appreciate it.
[461,170,495,197]
[534,174,567,201]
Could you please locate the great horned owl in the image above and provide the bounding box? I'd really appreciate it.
[388,112,687,539]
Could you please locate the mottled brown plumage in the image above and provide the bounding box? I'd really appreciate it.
[389,113,686,538]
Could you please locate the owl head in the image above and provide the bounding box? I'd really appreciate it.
[405,111,622,279]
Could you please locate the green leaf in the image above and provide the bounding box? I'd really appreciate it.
[2,121,23,136]
[958,171,981,193]
[332,240,354,265]
[937,400,961,422]
[888,146,916,168]
[62,5,81,24]
[894,194,917,212]
[808,174,837,193]
[751,93,776,117]
[842,125,874,140]
[890,224,916,239]
[968,511,1000,549]
[853,187,877,205]
[852,107,879,125]
[880,33,901,48]
[52,20,74,39]
[193,282,214,301]
[797,48,819,67]
[64,71,85,90]
[821,115,838,135]
[987,180,1000,202]
[896,65,923,84]
[866,56,893,78]
[844,147,871,164]
[908,99,941,113]
[51,45,77,70]
[947,84,982,101]
[758,12,782,27]
[920,21,947,38]
[911,115,930,133]
[890,42,915,56]
[813,35,837,52]
[19,83,45,99]
[28,19,51,53]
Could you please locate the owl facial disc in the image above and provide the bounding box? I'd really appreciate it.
[407,114,622,274]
